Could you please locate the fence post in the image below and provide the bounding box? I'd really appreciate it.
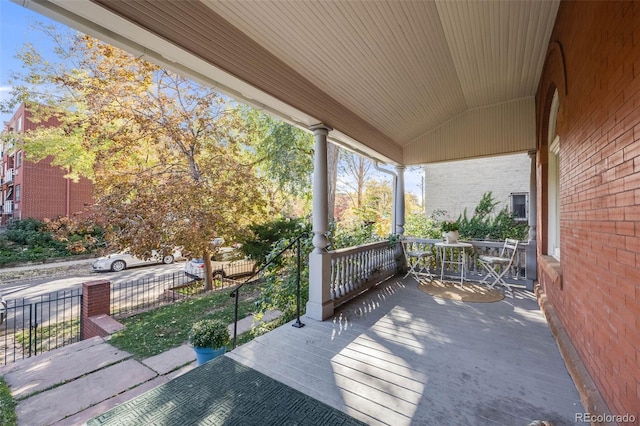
[81,280,111,340]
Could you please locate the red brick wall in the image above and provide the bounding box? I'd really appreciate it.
[21,156,93,220]
[81,280,111,340]
[4,104,94,221]
[536,0,640,419]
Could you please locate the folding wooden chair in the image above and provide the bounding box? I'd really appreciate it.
[401,237,434,282]
[478,239,519,292]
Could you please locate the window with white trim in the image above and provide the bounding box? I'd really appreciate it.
[510,193,528,221]
[547,90,561,260]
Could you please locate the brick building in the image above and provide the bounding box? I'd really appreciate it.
[1,104,93,224]
[535,1,640,417]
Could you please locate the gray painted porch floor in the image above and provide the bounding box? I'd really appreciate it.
[227,277,582,425]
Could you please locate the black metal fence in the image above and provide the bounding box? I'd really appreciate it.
[0,289,82,365]
[110,264,256,318]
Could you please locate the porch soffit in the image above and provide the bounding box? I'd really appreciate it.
[25,0,559,165]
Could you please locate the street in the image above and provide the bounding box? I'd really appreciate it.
[0,260,187,302]
[0,259,193,364]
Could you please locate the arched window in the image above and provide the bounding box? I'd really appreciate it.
[547,90,560,259]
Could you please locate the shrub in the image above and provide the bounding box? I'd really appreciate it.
[0,218,105,265]
[404,213,441,238]
[238,217,309,264]
[327,219,380,250]
[188,319,230,348]
[456,192,529,240]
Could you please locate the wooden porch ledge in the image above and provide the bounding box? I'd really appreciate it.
[535,285,614,425]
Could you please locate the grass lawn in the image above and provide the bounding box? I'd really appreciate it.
[0,377,17,426]
[108,280,280,359]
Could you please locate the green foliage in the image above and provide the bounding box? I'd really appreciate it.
[243,108,314,216]
[238,217,310,264]
[253,219,382,319]
[255,233,313,319]
[188,319,230,348]
[440,220,459,232]
[327,220,381,250]
[0,377,17,426]
[0,218,104,265]
[403,213,446,239]
[4,218,55,247]
[456,192,529,240]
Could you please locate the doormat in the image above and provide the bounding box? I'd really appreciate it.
[88,355,366,426]
[418,280,505,303]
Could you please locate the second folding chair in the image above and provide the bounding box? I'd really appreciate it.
[477,239,519,292]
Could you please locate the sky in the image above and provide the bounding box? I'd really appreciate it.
[1,1,62,123]
[0,1,424,199]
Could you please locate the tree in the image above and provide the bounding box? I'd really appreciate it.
[242,108,341,224]
[339,151,372,210]
[4,27,265,290]
[243,109,314,217]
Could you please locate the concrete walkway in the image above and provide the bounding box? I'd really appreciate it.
[1,337,196,426]
[0,310,282,425]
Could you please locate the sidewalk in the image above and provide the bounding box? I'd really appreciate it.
[0,310,281,425]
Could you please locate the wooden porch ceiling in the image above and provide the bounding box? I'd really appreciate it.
[21,0,559,165]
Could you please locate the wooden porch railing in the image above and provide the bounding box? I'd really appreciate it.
[328,240,400,307]
[328,238,530,307]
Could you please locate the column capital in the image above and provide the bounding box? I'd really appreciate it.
[528,150,537,158]
[309,123,333,134]
[394,164,406,171]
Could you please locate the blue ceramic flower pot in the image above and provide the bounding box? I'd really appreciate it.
[193,346,226,365]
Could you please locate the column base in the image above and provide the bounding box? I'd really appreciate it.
[305,300,334,321]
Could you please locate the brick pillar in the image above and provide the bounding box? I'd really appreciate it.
[81,280,111,339]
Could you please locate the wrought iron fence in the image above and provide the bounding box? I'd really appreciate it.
[0,289,82,365]
[110,261,257,318]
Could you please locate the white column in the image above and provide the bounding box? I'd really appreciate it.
[395,165,406,235]
[307,124,334,320]
[526,150,537,290]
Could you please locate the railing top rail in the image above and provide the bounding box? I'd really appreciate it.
[329,239,392,256]
[397,237,529,248]
[401,237,441,243]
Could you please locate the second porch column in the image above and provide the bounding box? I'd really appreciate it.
[306,124,334,321]
[395,165,406,235]
[526,150,538,291]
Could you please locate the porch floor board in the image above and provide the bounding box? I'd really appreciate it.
[227,277,582,425]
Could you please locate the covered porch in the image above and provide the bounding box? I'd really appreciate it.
[90,275,582,425]
[16,0,634,420]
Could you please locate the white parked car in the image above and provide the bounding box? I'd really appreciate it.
[92,249,181,272]
[184,257,256,280]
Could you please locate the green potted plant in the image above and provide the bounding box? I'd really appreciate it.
[188,318,230,365]
[441,219,460,243]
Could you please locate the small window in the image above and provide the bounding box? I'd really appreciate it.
[511,193,528,221]
[16,151,22,168]
[15,185,20,202]
[16,115,22,132]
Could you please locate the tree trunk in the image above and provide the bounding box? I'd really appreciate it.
[202,248,213,291]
